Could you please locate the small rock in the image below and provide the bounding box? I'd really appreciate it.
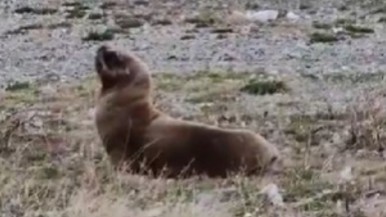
[88,108,96,119]
[226,10,251,25]
[259,183,284,207]
[37,73,60,84]
[39,85,57,101]
[332,27,345,34]
[143,207,164,217]
[245,10,279,23]
[285,11,300,21]
[339,166,353,183]
[355,149,381,159]
[238,23,259,35]
[196,192,219,208]
[30,116,44,128]
[244,213,253,217]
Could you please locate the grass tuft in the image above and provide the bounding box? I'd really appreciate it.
[65,3,90,19]
[240,79,288,95]
[14,6,57,15]
[344,24,374,34]
[309,32,339,43]
[5,81,31,91]
[82,29,115,41]
[114,15,144,29]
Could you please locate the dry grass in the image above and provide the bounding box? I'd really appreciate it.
[1,69,386,217]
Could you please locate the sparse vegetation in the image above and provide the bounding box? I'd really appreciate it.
[114,15,144,29]
[245,1,260,10]
[311,18,374,40]
[100,1,118,9]
[152,19,173,25]
[322,71,385,84]
[5,24,44,35]
[62,2,83,7]
[211,28,234,34]
[369,6,386,14]
[378,17,386,22]
[5,22,72,35]
[184,9,222,28]
[88,13,104,20]
[82,29,115,41]
[180,34,196,40]
[309,32,339,43]
[14,6,57,15]
[334,18,356,26]
[240,78,288,95]
[344,25,374,34]
[65,3,90,19]
[312,21,332,29]
[299,3,312,10]
[5,81,31,91]
[47,22,72,30]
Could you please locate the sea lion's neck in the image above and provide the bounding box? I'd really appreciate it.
[109,87,160,122]
[128,98,160,123]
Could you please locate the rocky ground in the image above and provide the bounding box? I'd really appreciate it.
[1,0,386,217]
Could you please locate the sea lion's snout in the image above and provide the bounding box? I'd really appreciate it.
[96,45,124,71]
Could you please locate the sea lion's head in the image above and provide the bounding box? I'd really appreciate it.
[95,44,151,93]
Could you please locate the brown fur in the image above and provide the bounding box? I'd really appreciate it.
[94,44,281,178]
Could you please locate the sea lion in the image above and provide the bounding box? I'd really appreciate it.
[94,44,281,178]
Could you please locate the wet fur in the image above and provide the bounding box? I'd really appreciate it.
[94,45,280,178]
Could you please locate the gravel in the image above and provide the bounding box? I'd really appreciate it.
[0,0,386,95]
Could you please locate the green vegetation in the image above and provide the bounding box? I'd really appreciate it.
[240,79,288,95]
[309,32,339,43]
[14,6,57,15]
[82,29,115,41]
